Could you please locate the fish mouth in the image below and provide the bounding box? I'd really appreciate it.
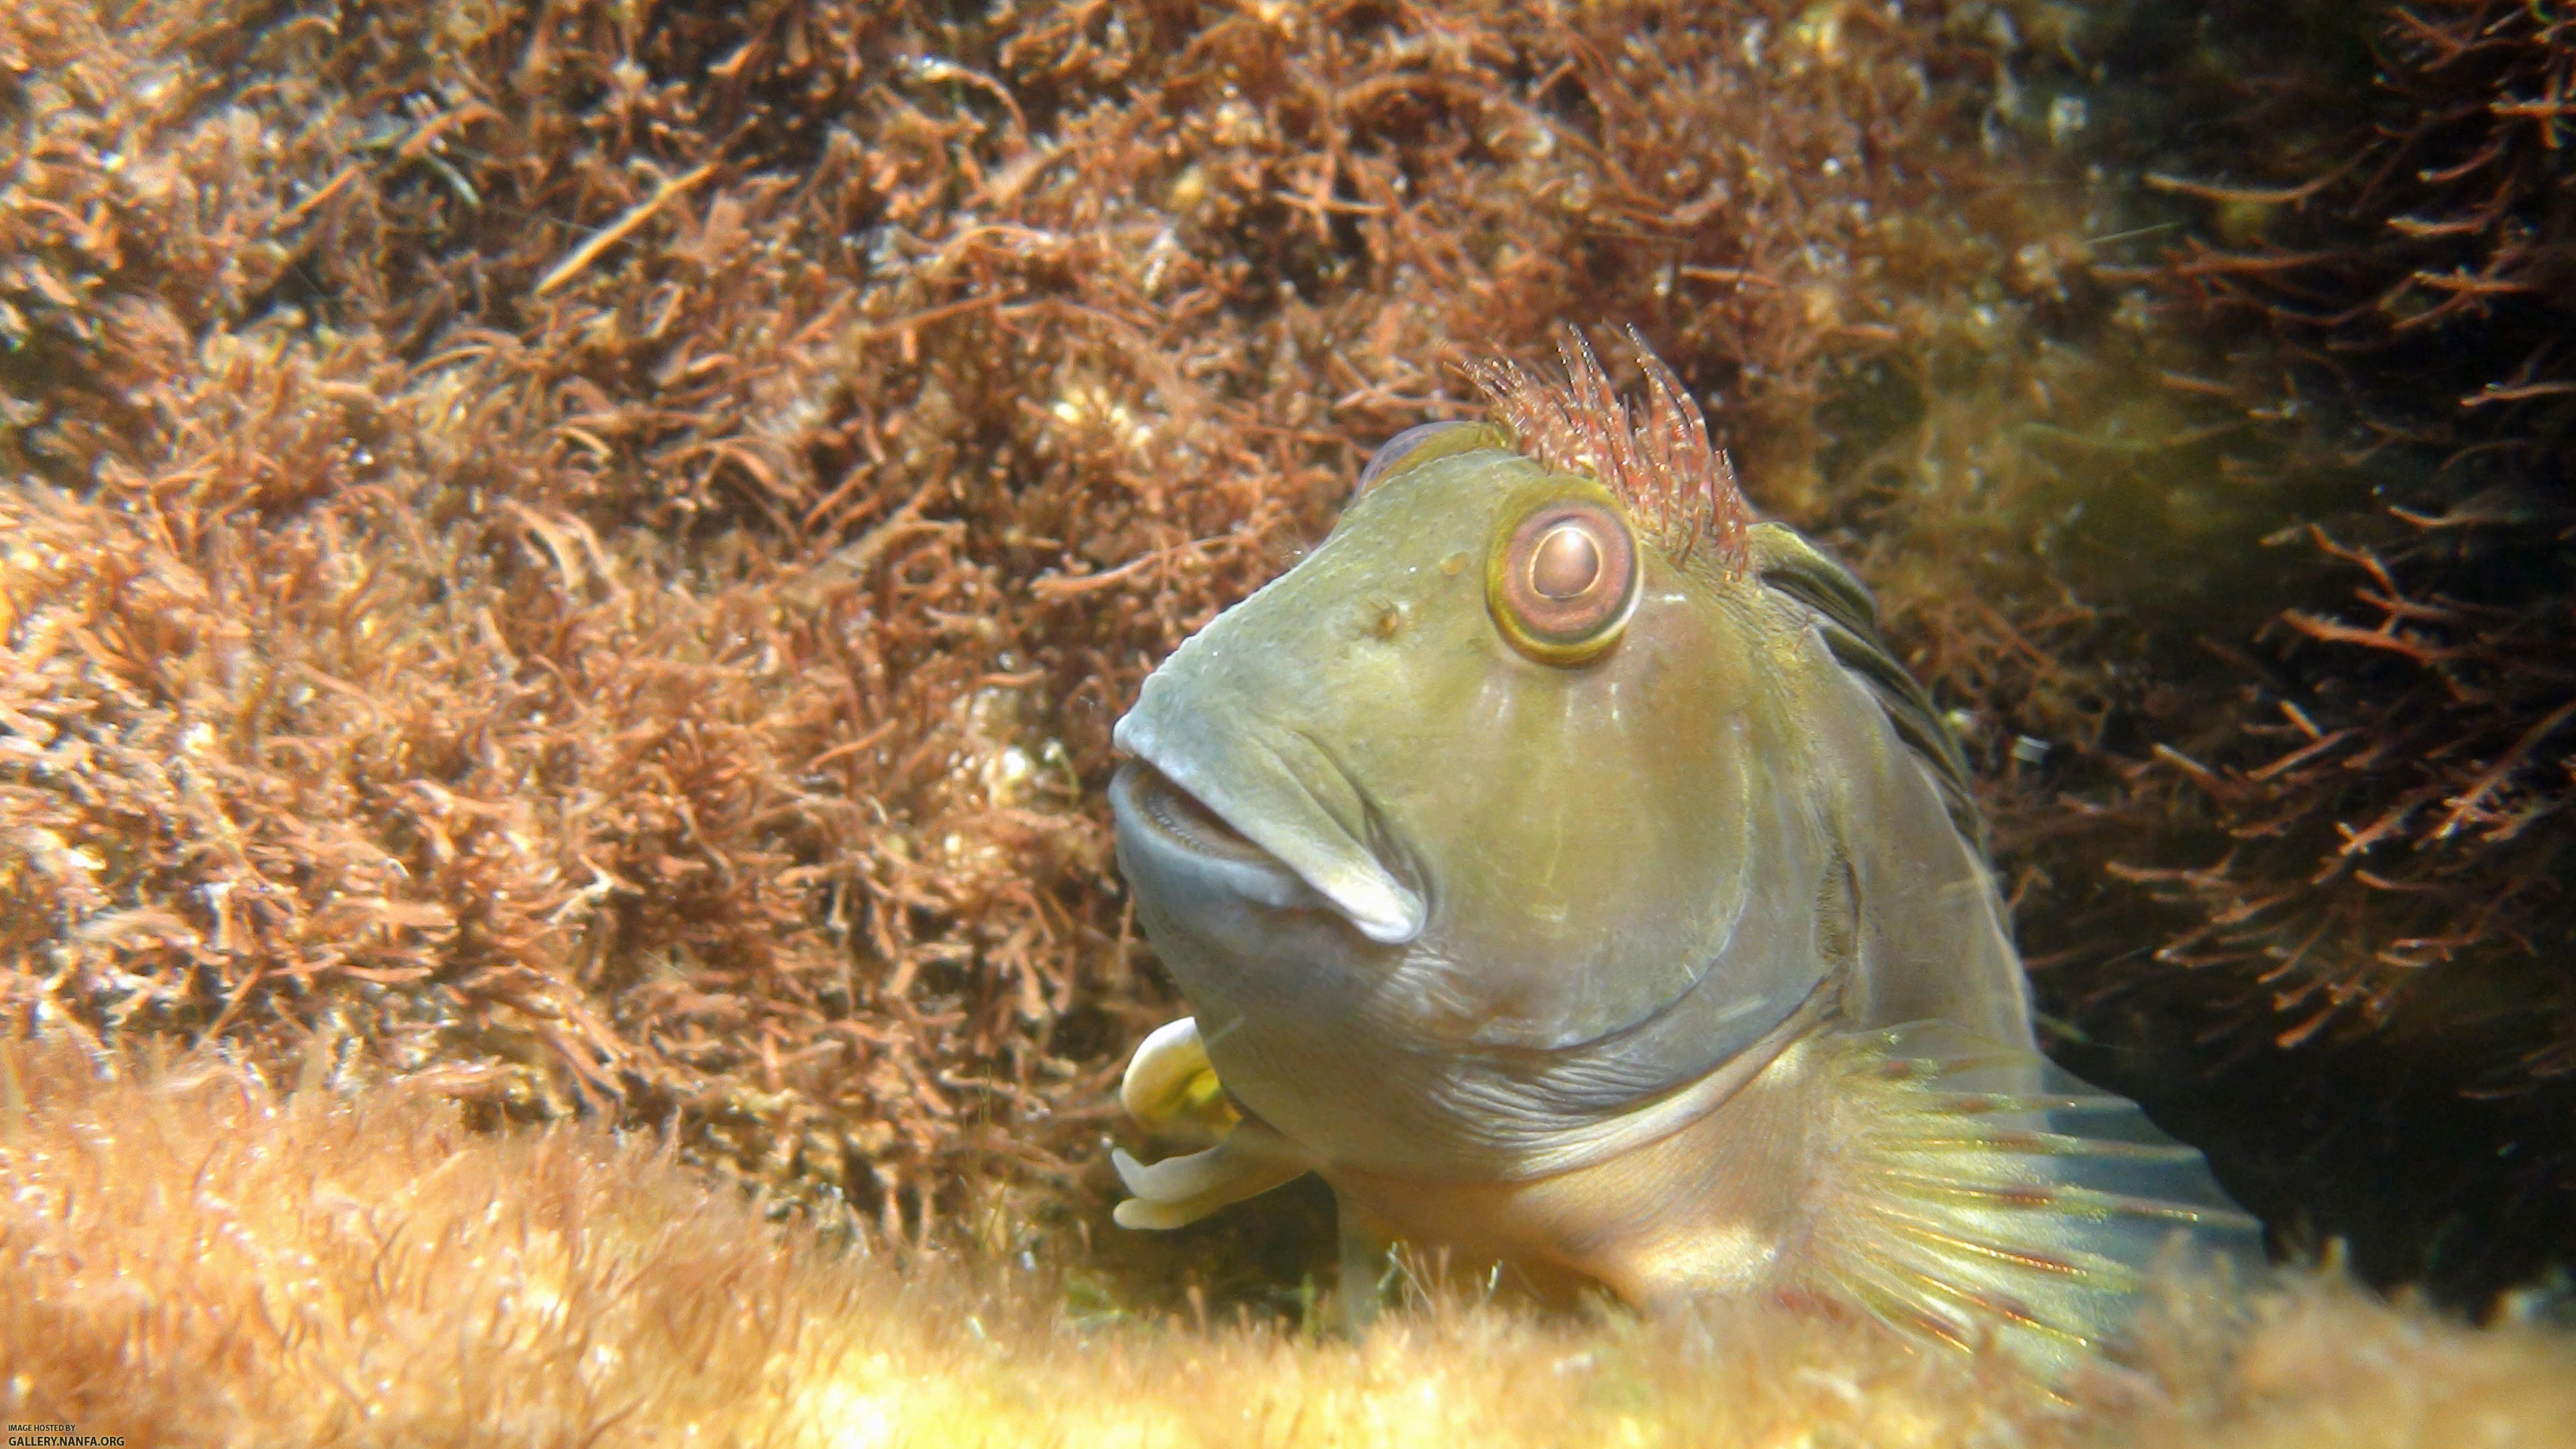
[1112,762,1313,908]
[1110,723,1425,946]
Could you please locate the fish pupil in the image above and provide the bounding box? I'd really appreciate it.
[1529,525,1601,599]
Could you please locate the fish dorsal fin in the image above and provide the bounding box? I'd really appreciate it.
[1746,524,1985,853]
[1807,1022,2263,1377]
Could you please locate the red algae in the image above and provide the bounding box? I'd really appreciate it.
[0,0,2567,1323]
[1973,0,2576,1305]
[0,0,2115,1263]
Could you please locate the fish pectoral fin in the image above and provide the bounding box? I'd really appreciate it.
[1119,1016,1241,1142]
[1112,1120,1309,1230]
[1814,1022,2264,1376]
[1112,1018,1302,1229]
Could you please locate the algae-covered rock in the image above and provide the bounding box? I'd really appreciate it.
[7,1038,2573,1447]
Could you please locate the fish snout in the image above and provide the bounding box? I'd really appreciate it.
[1108,711,1425,948]
[1110,761,1330,920]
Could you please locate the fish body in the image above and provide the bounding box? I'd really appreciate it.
[1108,334,2255,1369]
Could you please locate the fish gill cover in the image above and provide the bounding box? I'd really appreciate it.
[0,0,2567,1329]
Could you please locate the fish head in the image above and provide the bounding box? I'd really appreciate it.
[1112,394,1843,1171]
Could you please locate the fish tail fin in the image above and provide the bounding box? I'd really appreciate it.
[1813,1022,2263,1376]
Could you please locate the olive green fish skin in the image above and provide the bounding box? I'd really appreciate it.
[1110,445,2029,1186]
[1108,359,2261,1364]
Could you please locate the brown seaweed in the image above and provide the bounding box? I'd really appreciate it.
[2,0,2568,1318]
[0,0,2127,1275]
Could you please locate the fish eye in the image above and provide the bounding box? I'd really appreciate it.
[1488,491,1639,665]
[1352,420,1507,499]
[1529,525,1600,599]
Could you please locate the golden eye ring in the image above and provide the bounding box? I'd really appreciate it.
[1488,492,1639,665]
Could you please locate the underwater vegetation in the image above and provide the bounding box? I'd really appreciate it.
[0,0,2569,1403]
[8,1036,2575,1446]
[1983,0,2576,1305]
[0,0,2187,1277]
